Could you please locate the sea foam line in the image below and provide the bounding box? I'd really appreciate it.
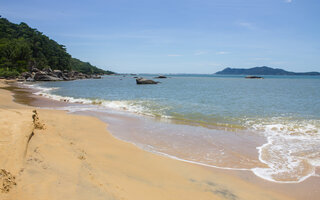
[25,83,172,119]
[249,121,320,183]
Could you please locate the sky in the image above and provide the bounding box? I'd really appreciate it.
[0,0,319,73]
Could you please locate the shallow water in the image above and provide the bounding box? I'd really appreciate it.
[24,74,320,183]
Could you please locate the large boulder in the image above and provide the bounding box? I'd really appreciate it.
[52,70,65,78]
[43,67,53,73]
[92,75,102,79]
[31,67,40,73]
[73,72,86,79]
[136,78,159,84]
[64,71,77,80]
[20,72,32,79]
[34,71,62,81]
[53,69,62,74]
[47,72,59,78]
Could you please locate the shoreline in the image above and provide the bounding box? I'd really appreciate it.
[0,79,319,200]
[15,81,320,184]
[13,81,267,171]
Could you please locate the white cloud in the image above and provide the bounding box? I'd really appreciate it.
[285,0,292,3]
[271,61,288,65]
[194,51,207,56]
[216,51,229,55]
[167,54,182,57]
[254,57,270,61]
[237,22,255,30]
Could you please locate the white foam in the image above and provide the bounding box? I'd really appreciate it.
[248,118,320,183]
[26,83,172,119]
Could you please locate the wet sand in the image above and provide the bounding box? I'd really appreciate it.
[0,79,319,200]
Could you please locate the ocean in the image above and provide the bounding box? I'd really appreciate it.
[24,74,320,183]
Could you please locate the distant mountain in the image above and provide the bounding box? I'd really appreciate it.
[215,66,320,76]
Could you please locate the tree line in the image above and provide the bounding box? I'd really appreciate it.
[0,17,114,78]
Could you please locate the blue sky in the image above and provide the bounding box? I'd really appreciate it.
[1,0,319,73]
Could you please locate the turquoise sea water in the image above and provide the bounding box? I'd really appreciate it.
[27,74,320,183]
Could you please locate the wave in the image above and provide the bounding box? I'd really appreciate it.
[24,83,172,118]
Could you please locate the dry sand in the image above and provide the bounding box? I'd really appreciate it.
[0,79,308,200]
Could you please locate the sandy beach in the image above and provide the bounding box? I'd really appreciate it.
[1,79,319,200]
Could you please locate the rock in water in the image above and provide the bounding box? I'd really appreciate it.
[136,78,159,84]
[245,76,264,79]
[155,75,167,78]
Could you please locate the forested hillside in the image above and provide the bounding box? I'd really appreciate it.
[0,17,114,78]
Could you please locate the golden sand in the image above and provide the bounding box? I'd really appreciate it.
[0,79,310,200]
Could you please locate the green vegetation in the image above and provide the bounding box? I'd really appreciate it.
[0,17,114,78]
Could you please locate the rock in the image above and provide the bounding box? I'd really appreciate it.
[76,73,86,79]
[21,72,32,79]
[43,67,53,73]
[47,72,59,78]
[26,77,35,82]
[31,67,40,73]
[34,71,62,81]
[92,75,101,79]
[52,70,66,79]
[19,68,105,82]
[155,75,167,79]
[62,76,70,81]
[136,78,159,84]
[53,69,62,74]
[66,71,77,80]
[17,78,25,82]
[245,76,264,79]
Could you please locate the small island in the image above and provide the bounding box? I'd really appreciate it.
[215,66,320,76]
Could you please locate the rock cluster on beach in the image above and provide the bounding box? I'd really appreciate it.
[17,67,102,82]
